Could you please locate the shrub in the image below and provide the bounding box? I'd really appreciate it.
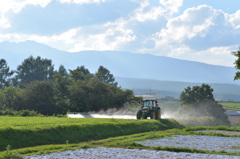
[0,109,42,117]
[16,110,42,117]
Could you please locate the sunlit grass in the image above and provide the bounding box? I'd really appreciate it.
[0,116,184,152]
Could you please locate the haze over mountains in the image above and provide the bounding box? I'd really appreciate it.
[1,41,240,101]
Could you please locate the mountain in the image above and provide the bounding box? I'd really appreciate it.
[0,41,238,85]
[116,77,240,101]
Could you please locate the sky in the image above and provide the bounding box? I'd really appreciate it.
[0,0,240,67]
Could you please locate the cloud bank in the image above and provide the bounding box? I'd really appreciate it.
[0,0,239,66]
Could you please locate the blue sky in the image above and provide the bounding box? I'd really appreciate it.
[0,0,240,67]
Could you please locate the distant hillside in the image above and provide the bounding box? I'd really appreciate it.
[0,41,238,85]
[116,77,240,101]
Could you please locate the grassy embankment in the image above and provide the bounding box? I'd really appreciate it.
[0,116,183,156]
[0,125,240,158]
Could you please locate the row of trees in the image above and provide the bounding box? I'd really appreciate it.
[0,56,118,89]
[0,56,135,115]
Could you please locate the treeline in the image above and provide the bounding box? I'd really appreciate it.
[0,56,136,115]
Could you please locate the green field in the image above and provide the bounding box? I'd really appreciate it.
[220,102,240,111]
[0,116,184,156]
[0,116,137,129]
[0,116,239,158]
[0,124,240,158]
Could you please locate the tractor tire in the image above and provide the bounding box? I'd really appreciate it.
[156,109,161,119]
[150,111,155,119]
[136,110,142,119]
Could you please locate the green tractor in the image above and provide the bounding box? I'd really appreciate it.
[136,95,161,119]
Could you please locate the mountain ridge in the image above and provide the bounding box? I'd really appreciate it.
[0,41,238,85]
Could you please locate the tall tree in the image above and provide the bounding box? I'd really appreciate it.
[179,84,229,126]
[0,86,23,110]
[0,59,14,88]
[23,81,60,115]
[180,84,214,105]
[53,73,70,114]
[14,56,55,88]
[232,49,240,80]
[57,65,68,77]
[67,79,135,112]
[95,66,117,86]
[69,66,92,81]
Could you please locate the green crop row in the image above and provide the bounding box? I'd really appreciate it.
[0,117,184,152]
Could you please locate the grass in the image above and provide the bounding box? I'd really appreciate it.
[0,116,184,152]
[1,127,240,158]
[0,116,124,129]
[0,116,239,158]
[220,102,240,111]
[185,126,240,132]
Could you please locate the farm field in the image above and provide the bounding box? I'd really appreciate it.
[0,123,240,158]
[220,102,240,111]
[0,116,183,158]
[0,116,142,128]
[0,115,239,158]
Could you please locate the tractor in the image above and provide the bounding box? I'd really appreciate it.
[136,94,161,119]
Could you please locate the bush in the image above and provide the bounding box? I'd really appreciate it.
[0,109,42,117]
[16,110,42,117]
[0,109,16,116]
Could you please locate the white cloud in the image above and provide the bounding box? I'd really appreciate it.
[159,0,183,15]
[59,0,107,4]
[135,5,240,67]
[0,0,51,13]
[0,0,51,29]
[152,5,240,53]
[0,0,182,51]
[133,6,165,22]
[0,19,136,52]
[131,0,183,22]
[0,1,239,67]
[68,20,136,52]
[0,28,78,51]
[228,10,240,28]
[173,46,236,67]
[155,5,216,42]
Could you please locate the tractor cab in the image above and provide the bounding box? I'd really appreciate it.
[142,100,158,109]
[136,94,161,119]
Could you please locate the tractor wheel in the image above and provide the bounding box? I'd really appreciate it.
[150,111,155,119]
[136,110,142,119]
[156,109,161,119]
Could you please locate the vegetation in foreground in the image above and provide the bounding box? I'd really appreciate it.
[0,126,239,158]
[0,116,183,152]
